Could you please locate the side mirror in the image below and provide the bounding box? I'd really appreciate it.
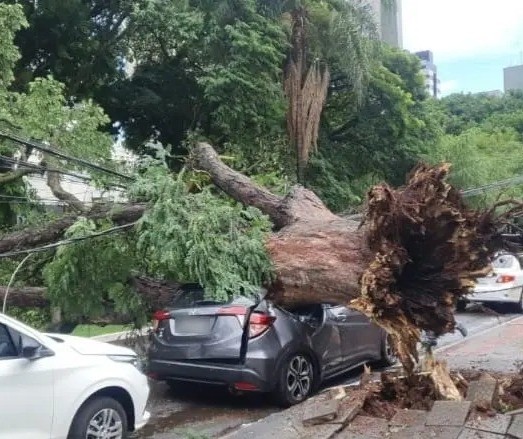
[21,344,41,359]
[21,341,54,360]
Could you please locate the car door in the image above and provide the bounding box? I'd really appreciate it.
[330,306,378,365]
[0,322,54,439]
[310,305,344,376]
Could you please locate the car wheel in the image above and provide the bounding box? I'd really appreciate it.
[274,353,314,407]
[516,290,523,313]
[166,380,195,394]
[456,300,468,313]
[380,333,397,366]
[68,396,128,439]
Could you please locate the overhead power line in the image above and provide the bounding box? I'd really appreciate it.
[0,222,137,259]
[461,175,523,198]
[0,131,134,181]
[0,156,128,190]
[0,156,94,183]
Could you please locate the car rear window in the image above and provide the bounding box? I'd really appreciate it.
[169,286,260,309]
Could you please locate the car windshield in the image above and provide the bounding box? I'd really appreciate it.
[170,286,261,309]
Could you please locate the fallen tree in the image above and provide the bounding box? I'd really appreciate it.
[5,277,182,312]
[1,286,49,308]
[191,142,506,373]
[1,142,514,379]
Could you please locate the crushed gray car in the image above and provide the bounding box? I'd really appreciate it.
[147,285,395,406]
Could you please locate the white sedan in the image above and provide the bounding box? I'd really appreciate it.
[0,312,150,439]
[459,253,523,312]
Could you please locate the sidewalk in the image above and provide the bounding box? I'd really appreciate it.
[222,316,523,439]
[438,315,523,372]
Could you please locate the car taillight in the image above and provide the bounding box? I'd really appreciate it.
[497,275,516,283]
[233,381,259,391]
[218,305,248,326]
[152,310,170,331]
[217,306,275,338]
[248,312,276,338]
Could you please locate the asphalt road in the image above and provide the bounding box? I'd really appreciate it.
[132,304,520,439]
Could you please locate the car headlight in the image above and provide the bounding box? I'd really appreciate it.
[108,355,145,372]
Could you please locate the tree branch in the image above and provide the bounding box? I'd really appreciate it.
[46,170,88,213]
[0,168,33,185]
[191,142,338,228]
[192,142,287,226]
[0,203,146,255]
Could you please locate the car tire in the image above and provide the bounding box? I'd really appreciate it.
[166,380,195,394]
[456,300,468,313]
[516,290,523,313]
[68,396,128,439]
[380,333,397,367]
[274,353,314,407]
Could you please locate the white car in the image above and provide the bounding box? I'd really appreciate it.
[0,312,150,439]
[459,253,523,312]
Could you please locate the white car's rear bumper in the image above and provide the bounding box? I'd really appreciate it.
[468,285,522,303]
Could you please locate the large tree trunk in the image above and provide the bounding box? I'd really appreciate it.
[265,218,371,306]
[1,286,49,308]
[3,277,182,312]
[192,142,503,373]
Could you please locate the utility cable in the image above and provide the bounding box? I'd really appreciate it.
[0,131,134,181]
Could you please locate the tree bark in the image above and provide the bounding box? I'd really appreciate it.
[1,286,49,308]
[0,203,146,255]
[46,170,88,213]
[265,218,371,306]
[193,142,367,305]
[3,277,182,312]
[192,143,340,228]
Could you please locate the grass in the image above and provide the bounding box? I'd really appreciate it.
[72,324,127,337]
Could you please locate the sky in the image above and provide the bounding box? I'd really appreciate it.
[402,0,523,96]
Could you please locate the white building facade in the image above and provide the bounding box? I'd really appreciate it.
[367,0,403,48]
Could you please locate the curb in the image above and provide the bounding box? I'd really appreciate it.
[91,327,150,343]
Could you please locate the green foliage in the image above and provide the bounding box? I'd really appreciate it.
[131,166,273,301]
[307,46,440,211]
[0,3,27,87]
[425,128,523,208]
[43,218,144,324]
[7,0,131,98]
[1,77,112,164]
[306,0,379,98]
[104,0,287,167]
[7,307,50,330]
[439,91,523,135]
[428,90,523,206]
[72,324,126,337]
